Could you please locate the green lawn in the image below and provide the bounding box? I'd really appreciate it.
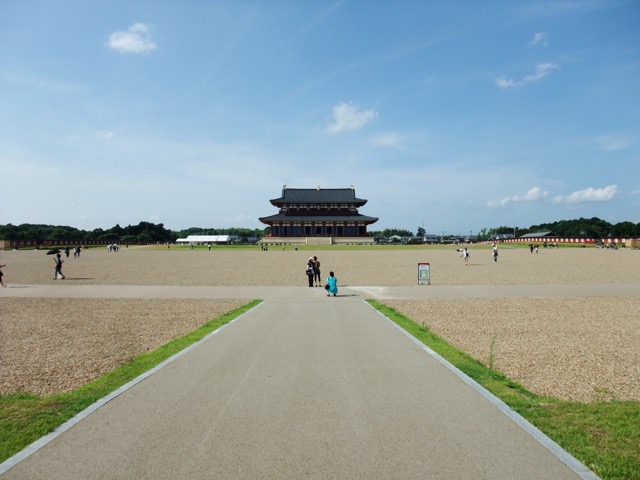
[368,299,640,480]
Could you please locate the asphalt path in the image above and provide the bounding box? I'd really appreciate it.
[0,284,608,479]
[1,282,637,300]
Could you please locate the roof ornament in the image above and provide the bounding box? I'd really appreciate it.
[283,184,287,190]
[351,184,355,190]
[317,185,320,190]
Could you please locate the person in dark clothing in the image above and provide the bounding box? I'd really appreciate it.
[313,256,321,287]
[306,258,315,287]
[53,253,65,280]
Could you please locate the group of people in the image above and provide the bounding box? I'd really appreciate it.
[306,256,322,287]
[457,245,500,264]
[305,256,338,296]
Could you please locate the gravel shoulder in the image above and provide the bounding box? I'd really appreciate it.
[1,245,639,402]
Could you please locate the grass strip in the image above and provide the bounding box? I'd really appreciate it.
[367,299,640,480]
[0,299,262,463]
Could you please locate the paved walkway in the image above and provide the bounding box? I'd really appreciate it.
[0,284,611,479]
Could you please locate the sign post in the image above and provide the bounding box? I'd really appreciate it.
[418,262,430,285]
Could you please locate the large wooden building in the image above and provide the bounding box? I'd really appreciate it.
[259,186,378,242]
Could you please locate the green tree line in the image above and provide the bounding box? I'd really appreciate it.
[485,217,639,241]
[376,218,639,241]
[0,222,268,245]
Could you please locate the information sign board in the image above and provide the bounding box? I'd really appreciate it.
[418,262,430,285]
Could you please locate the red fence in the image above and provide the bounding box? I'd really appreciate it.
[6,239,138,249]
[504,237,626,245]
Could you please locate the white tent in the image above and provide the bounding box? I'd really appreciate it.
[176,235,233,244]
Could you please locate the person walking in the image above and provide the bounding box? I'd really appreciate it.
[53,253,65,280]
[313,255,321,287]
[463,247,470,265]
[493,245,498,263]
[326,271,338,297]
[0,261,6,287]
[306,258,315,287]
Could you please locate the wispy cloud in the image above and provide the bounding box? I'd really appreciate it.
[317,0,345,23]
[496,63,559,88]
[596,134,633,151]
[553,185,619,204]
[326,102,378,133]
[370,132,404,149]
[528,32,549,47]
[97,131,115,140]
[107,23,157,54]
[488,186,549,207]
[0,68,84,95]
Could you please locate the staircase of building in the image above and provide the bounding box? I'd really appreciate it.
[259,237,374,246]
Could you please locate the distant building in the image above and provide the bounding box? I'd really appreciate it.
[491,233,515,242]
[518,231,558,240]
[259,185,378,239]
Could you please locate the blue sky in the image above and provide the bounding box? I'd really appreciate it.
[1,1,639,235]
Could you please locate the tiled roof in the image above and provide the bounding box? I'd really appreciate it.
[270,188,367,205]
[259,213,378,224]
[519,231,557,238]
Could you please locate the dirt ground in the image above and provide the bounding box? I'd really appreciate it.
[1,244,638,402]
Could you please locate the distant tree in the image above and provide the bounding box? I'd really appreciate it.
[493,226,515,235]
[91,228,105,240]
[98,233,120,242]
[0,223,17,240]
[477,228,490,241]
[416,226,426,237]
[382,228,413,237]
[50,227,78,240]
[136,233,152,244]
[612,221,639,237]
[108,224,125,237]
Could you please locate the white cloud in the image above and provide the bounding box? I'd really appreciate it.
[632,189,640,196]
[488,186,549,207]
[107,23,157,54]
[528,32,549,47]
[495,76,518,89]
[496,63,559,88]
[553,185,619,204]
[326,102,378,133]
